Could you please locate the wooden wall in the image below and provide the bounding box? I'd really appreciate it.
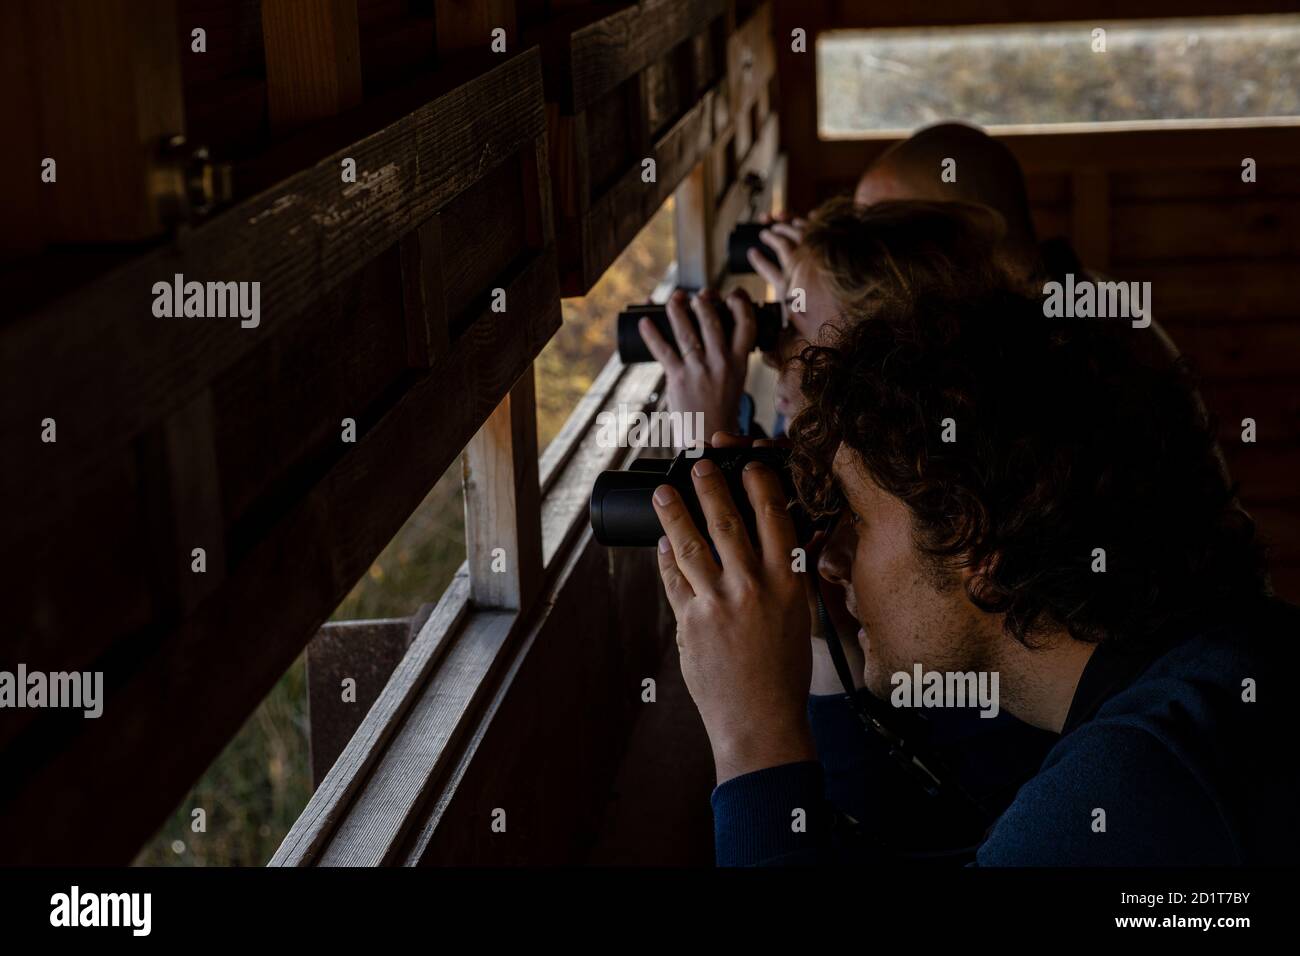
[0,0,561,864]
[0,0,780,866]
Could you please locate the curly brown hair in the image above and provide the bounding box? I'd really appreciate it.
[788,287,1265,647]
[796,196,1027,313]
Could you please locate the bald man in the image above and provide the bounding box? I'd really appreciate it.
[853,121,1041,283]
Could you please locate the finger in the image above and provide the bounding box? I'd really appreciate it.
[690,457,757,572]
[638,317,683,374]
[742,460,799,569]
[759,227,799,272]
[726,289,757,363]
[690,293,727,368]
[665,293,703,362]
[748,247,785,294]
[656,535,695,618]
[771,222,804,244]
[711,430,754,449]
[653,483,720,592]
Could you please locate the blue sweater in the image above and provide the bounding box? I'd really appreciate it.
[712,597,1300,866]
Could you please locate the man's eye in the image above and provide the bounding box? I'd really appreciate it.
[847,510,864,528]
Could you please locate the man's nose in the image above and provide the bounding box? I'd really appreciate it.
[817,517,854,588]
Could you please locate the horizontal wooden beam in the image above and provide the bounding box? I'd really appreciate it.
[570,85,718,293]
[567,0,727,112]
[0,50,547,502]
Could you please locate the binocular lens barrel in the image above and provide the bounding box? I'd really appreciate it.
[590,467,672,547]
[617,301,783,364]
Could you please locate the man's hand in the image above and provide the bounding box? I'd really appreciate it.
[652,454,815,785]
[639,288,756,444]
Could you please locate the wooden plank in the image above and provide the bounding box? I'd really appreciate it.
[1164,319,1300,382]
[29,0,185,241]
[1252,504,1300,565]
[1112,199,1300,262]
[1116,260,1300,321]
[156,388,227,615]
[358,8,436,96]
[0,52,548,508]
[0,248,560,864]
[1071,171,1110,270]
[1202,380,1300,446]
[1111,166,1300,202]
[0,2,43,256]
[320,609,516,864]
[1270,565,1300,604]
[437,152,531,323]
[273,572,470,865]
[774,0,830,214]
[400,217,450,367]
[727,0,775,132]
[405,536,669,864]
[463,371,544,611]
[435,0,517,57]
[575,87,716,291]
[1223,446,1300,506]
[211,247,409,541]
[261,0,363,131]
[307,617,419,787]
[178,0,269,158]
[567,0,727,112]
[674,159,718,289]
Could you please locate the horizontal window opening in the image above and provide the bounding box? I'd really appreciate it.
[818,15,1300,138]
[536,195,676,458]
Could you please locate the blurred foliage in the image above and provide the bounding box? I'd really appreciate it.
[133,655,310,866]
[819,16,1300,135]
[536,198,676,452]
[136,199,677,866]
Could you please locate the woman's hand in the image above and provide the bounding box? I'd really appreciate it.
[652,453,815,784]
[748,212,807,304]
[638,289,757,445]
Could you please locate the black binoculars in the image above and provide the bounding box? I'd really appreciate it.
[590,446,817,549]
[727,221,781,275]
[617,300,784,364]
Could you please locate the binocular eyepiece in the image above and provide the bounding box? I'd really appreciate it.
[590,446,817,549]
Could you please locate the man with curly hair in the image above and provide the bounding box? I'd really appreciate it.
[650,282,1296,865]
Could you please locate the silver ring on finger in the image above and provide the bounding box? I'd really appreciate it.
[680,341,703,360]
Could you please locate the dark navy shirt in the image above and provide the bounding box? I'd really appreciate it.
[711,597,1300,865]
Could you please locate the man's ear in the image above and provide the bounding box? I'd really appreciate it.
[960,551,1003,609]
